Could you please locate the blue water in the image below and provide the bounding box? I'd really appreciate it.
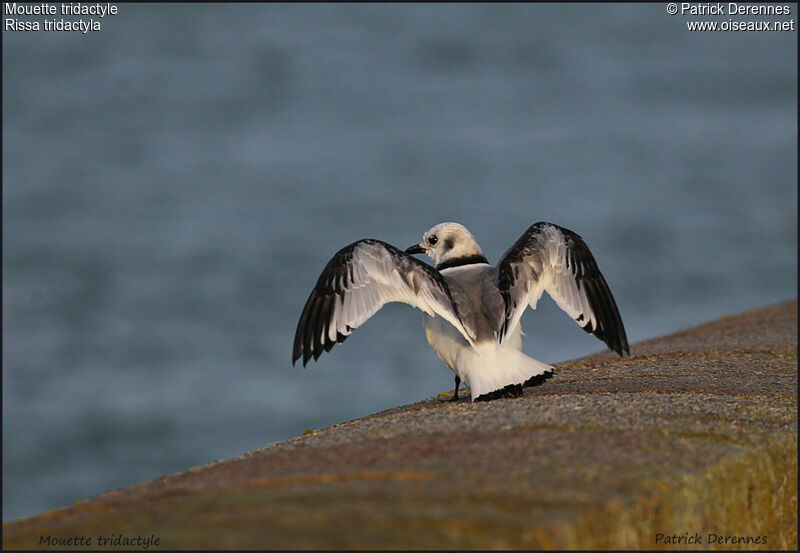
[2,4,796,521]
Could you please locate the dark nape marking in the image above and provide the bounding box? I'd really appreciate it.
[436,253,489,271]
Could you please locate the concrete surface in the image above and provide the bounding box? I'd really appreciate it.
[3,300,797,550]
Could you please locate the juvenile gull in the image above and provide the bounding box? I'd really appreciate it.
[293,222,628,402]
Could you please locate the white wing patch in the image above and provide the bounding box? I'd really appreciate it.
[496,222,628,356]
[294,239,476,366]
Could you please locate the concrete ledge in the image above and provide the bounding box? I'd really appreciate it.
[3,300,797,550]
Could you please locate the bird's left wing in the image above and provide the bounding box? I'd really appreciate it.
[293,239,477,366]
[495,222,629,356]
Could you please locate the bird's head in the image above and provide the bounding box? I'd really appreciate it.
[405,222,486,268]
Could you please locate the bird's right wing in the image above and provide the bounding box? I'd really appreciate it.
[293,239,477,366]
[495,222,629,356]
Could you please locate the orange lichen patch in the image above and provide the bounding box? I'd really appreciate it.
[240,470,437,489]
[563,348,798,369]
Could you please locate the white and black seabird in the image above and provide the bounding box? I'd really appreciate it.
[293,222,629,402]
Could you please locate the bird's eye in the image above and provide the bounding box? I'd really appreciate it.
[428,235,438,245]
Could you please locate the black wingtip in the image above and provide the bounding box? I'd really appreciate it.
[292,331,303,367]
[573,254,628,361]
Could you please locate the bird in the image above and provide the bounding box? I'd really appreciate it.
[292,221,628,402]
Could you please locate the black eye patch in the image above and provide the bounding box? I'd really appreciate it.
[443,238,453,250]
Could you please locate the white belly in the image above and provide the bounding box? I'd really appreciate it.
[423,313,526,382]
[421,264,552,400]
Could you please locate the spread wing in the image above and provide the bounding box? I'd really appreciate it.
[495,222,629,356]
[293,239,477,366]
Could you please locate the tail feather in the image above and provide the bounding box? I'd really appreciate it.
[461,348,554,401]
[523,370,554,388]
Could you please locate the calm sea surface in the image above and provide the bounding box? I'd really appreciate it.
[3,4,796,521]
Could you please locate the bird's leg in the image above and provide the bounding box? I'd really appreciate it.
[449,375,461,402]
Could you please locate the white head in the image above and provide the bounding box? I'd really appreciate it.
[405,222,488,269]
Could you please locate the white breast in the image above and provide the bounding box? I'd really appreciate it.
[421,262,519,381]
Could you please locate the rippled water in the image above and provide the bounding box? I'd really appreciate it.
[3,4,796,521]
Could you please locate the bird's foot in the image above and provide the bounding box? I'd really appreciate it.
[448,375,461,402]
